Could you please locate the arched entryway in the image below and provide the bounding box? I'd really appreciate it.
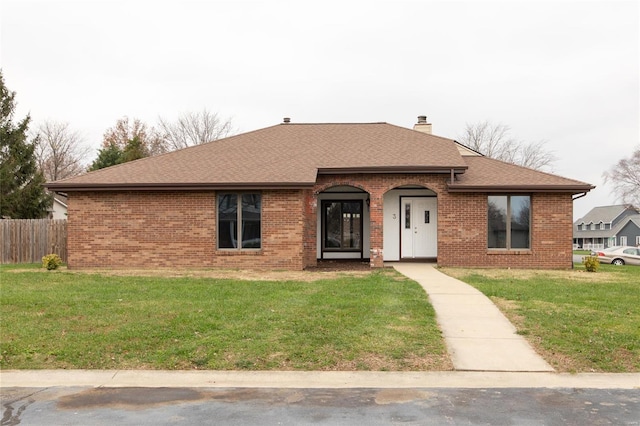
[316,185,370,261]
[383,185,438,261]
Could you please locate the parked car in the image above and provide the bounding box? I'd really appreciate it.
[593,246,640,266]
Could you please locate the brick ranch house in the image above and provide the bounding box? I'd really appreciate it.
[46,116,594,270]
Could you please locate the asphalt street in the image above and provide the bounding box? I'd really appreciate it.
[2,385,639,425]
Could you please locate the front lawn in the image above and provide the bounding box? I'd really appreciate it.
[441,264,640,372]
[0,266,451,371]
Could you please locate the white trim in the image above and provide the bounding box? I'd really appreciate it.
[383,188,437,261]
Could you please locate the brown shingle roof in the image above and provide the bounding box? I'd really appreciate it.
[46,123,467,190]
[46,122,594,194]
[448,156,594,192]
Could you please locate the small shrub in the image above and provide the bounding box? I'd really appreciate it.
[582,255,600,273]
[42,254,63,270]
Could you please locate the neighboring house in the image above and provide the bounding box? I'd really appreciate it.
[46,116,594,270]
[573,205,640,250]
[617,216,640,247]
[48,194,68,220]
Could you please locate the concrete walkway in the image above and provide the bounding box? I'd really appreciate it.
[393,263,554,372]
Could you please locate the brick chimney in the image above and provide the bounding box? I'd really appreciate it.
[413,115,432,134]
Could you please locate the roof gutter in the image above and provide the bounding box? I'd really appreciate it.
[44,182,315,192]
[317,166,467,175]
[447,184,596,194]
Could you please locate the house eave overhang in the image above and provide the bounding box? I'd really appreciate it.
[54,199,68,209]
[44,182,315,192]
[447,184,596,193]
[317,166,468,175]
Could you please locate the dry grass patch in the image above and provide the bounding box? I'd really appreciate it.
[5,266,379,283]
[440,267,616,283]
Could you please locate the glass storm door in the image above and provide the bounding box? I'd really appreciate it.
[401,197,437,258]
[322,201,363,253]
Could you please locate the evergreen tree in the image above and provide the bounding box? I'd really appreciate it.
[88,136,148,171]
[122,135,147,162]
[88,143,123,171]
[0,71,51,218]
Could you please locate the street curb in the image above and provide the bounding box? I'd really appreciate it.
[1,370,639,389]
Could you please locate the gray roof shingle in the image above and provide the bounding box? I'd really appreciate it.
[575,205,637,224]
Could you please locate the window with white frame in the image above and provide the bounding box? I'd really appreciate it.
[620,236,627,246]
[599,222,604,230]
[636,236,640,245]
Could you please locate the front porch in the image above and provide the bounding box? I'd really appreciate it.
[309,176,443,268]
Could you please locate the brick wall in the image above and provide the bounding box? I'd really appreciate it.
[437,192,574,269]
[301,189,318,269]
[67,190,306,270]
[67,181,575,271]
[314,174,574,269]
[314,174,449,267]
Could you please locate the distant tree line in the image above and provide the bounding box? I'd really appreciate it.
[457,121,557,171]
[0,70,234,218]
[2,69,638,218]
[89,111,234,171]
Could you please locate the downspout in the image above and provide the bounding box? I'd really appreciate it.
[450,169,455,184]
[572,192,588,201]
[572,191,588,270]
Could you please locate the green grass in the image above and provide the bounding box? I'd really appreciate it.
[442,264,640,372]
[573,250,591,255]
[0,266,449,371]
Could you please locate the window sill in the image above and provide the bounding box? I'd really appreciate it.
[487,249,532,255]
[216,249,262,255]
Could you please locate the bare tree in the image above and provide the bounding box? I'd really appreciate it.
[33,120,91,182]
[603,147,640,206]
[458,121,556,171]
[102,116,166,156]
[157,109,234,151]
[517,140,558,171]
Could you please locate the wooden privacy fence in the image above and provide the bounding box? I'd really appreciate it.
[0,219,67,264]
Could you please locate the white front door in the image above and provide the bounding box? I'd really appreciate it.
[401,197,437,258]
